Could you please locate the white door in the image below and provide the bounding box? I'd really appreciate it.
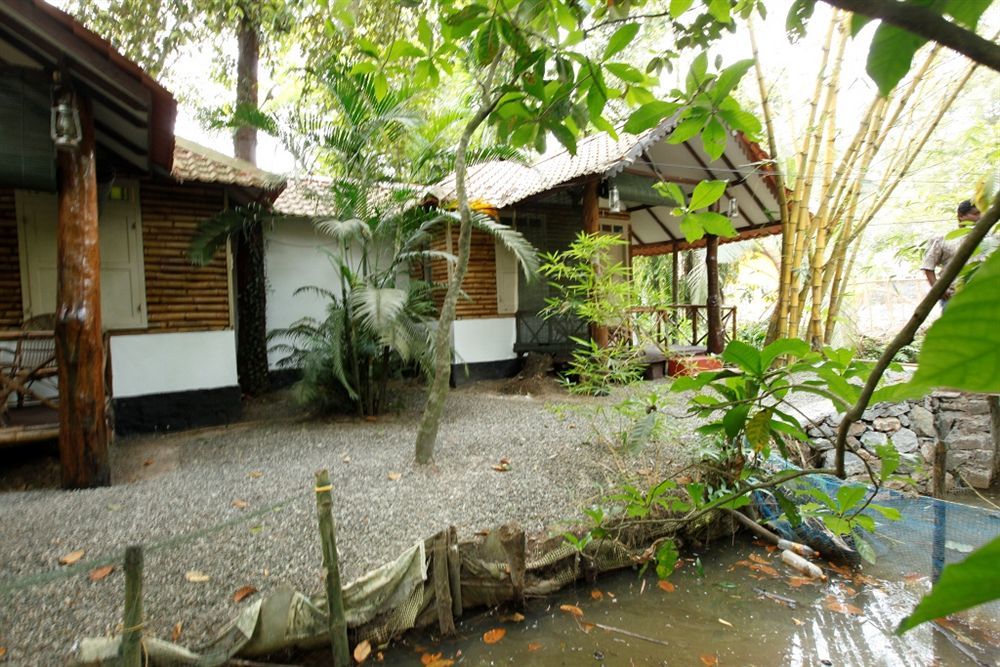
[16,184,147,329]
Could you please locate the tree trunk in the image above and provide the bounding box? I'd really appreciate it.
[705,234,723,354]
[55,93,110,489]
[232,13,269,396]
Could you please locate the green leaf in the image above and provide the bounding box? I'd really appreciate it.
[854,533,877,564]
[944,0,991,29]
[836,484,867,513]
[869,504,902,521]
[701,117,727,160]
[867,24,927,96]
[603,23,640,60]
[723,404,751,439]
[655,540,680,579]
[473,20,502,66]
[745,408,773,450]
[624,101,681,134]
[774,490,802,528]
[669,0,695,18]
[417,16,433,51]
[689,179,728,210]
[718,107,762,138]
[897,536,1000,633]
[722,340,761,374]
[875,443,900,481]
[497,17,530,56]
[760,338,811,370]
[653,181,686,207]
[372,72,388,101]
[549,121,577,154]
[667,113,708,145]
[849,13,872,37]
[910,250,1000,394]
[679,214,706,242]
[686,52,709,95]
[689,211,736,237]
[710,59,754,104]
[387,39,424,60]
[707,0,732,23]
[605,62,646,84]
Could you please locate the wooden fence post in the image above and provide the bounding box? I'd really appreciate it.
[315,469,350,667]
[120,545,143,666]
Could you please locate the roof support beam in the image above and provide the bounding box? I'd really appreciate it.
[631,222,782,256]
[680,142,755,222]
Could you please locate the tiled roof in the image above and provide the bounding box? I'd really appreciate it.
[171,138,285,191]
[428,120,676,209]
[273,177,333,217]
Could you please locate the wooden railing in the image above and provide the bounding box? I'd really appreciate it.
[622,305,737,352]
[514,311,588,354]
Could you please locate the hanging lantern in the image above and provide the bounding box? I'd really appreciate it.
[50,89,82,151]
[608,180,622,213]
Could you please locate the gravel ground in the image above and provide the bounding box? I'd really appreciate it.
[0,380,695,665]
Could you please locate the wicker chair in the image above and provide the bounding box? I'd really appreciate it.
[5,313,58,410]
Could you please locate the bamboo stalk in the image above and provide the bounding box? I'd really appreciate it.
[314,470,350,667]
[120,546,143,667]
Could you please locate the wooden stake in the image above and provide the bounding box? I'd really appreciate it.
[432,532,456,636]
[498,523,526,610]
[314,470,350,667]
[447,526,463,618]
[55,90,109,489]
[705,234,724,354]
[932,441,947,499]
[120,545,143,667]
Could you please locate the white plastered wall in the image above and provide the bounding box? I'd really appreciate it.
[264,219,342,368]
[110,330,238,398]
[452,318,517,364]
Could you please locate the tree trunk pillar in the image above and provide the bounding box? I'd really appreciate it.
[55,92,110,489]
[582,178,608,347]
[705,234,724,354]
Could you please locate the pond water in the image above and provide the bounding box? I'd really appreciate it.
[378,496,1000,667]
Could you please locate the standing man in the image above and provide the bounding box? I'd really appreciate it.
[921,200,981,310]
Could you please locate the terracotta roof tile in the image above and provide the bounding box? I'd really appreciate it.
[171,138,285,191]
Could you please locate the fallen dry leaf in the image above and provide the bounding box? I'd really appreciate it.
[342,454,352,463]
[527,642,543,652]
[559,604,584,618]
[387,471,402,481]
[606,591,615,598]
[903,572,926,584]
[185,571,210,583]
[491,459,511,472]
[718,618,734,628]
[248,471,263,479]
[483,628,506,644]
[578,621,595,633]
[499,612,525,623]
[787,576,815,588]
[842,586,858,597]
[231,499,248,509]
[590,589,604,600]
[376,652,384,662]
[825,599,863,616]
[420,652,442,665]
[59,549,85,566]
[792,618,805,626]
[364,416,377,422]
[233,585,257,603]
[749,553,770,565]
[354,639,372,664]
[171,622,183,642]
[827,562,853,578]
[752,564,779,577]
[424,659,454,667]
[700,655,719,666]
[657,580,675,593]
[143,458,154,467]
[0,646,6,659]
[89,565,113,581]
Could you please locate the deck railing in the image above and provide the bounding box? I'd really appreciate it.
[623,305,737,352]
[514,311,588,354]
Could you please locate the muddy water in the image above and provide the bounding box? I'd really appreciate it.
[383,512,1000,666]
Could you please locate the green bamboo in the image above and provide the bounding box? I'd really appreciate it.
[315,470,350,667]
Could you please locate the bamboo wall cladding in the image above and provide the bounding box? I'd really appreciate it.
[141,183,230,331]
[429,228,499,319]
[0,189,22,329]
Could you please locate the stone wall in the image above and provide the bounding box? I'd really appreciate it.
[806,392,999,492]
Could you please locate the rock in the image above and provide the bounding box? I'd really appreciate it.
[890,428,919,454]
[884,403,909,417]
[860,430,888,451]
[873,416,901,432]
[819,423,836,438]
[812,437,833,451]
[946,449,971,470]
[847,436,862,450]
[822,449,866,476]
[808,427,824,439]
[945,431,991,451]
[909,405,935,437]
[862,407,880,421]
[896,452,920,473]
[898,414,910,427]
[848,422,866,437]
[962,468,993,489]
[920,442,936,463]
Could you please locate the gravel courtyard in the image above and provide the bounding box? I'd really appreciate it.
[0,380,698,665]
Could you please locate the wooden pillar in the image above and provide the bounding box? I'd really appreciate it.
[55,92,110,489]
[670,248,680,339]
[582,178,608,347]
[705,234,724,354]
